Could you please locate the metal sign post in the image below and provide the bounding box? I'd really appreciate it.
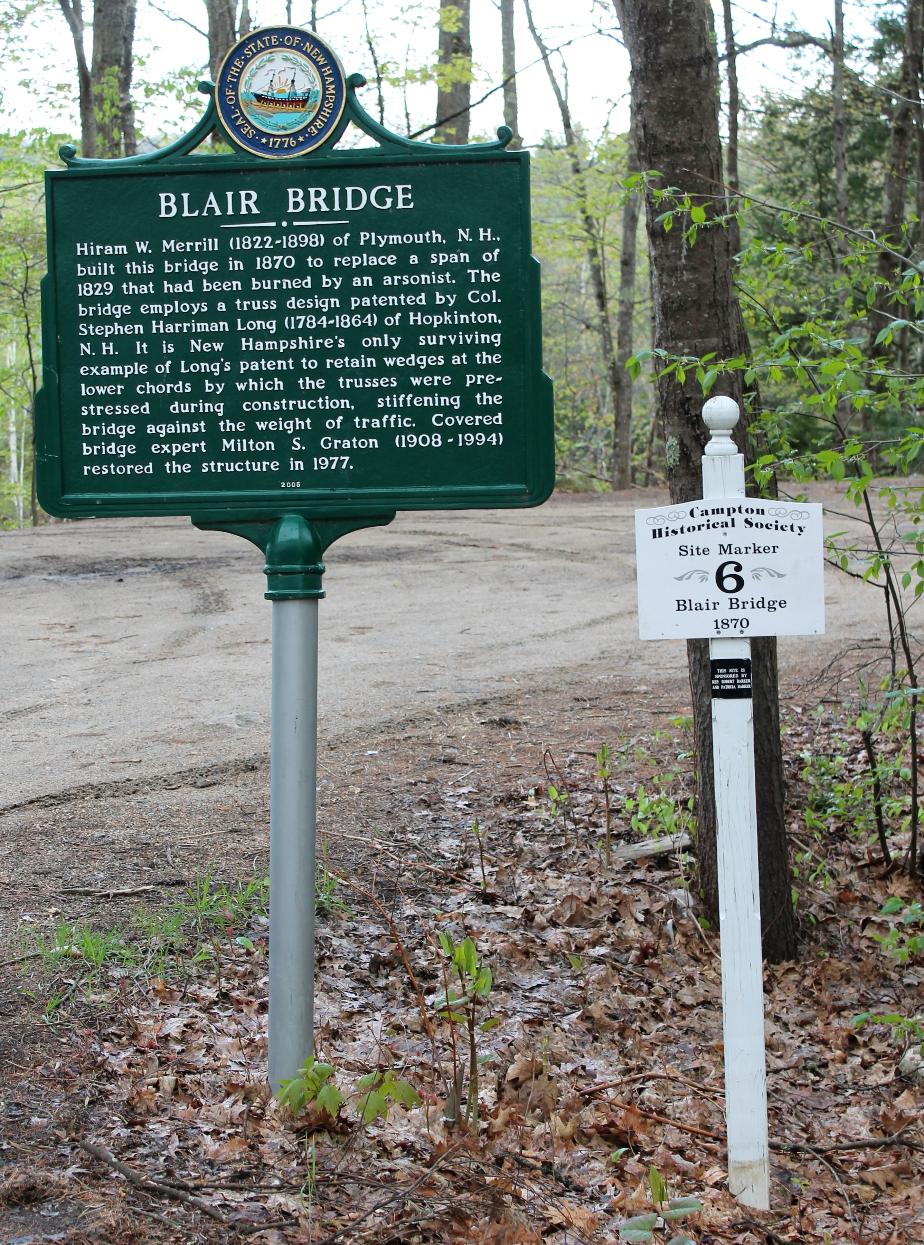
[34,25,556,1094]
[269,594,318,1091]
[634,395,826,1211]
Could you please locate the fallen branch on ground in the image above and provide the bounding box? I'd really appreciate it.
[77,1139,289,1234]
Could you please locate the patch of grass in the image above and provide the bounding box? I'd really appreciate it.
[34,921,138,975]
[21,864,348,1016]
[182,872,270,935]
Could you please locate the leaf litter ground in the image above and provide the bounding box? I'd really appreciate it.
[1,668,922,1244]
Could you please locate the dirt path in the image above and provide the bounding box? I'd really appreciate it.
[0,485,877,813]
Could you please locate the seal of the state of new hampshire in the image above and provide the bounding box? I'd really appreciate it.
[215,27,347,158]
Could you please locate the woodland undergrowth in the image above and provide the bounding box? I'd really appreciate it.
[4,707,923,1245]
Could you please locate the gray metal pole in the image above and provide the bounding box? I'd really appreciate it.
[268,596,318,1093]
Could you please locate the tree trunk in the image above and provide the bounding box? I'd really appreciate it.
[617,0,796,962]
[90,0,137,157]
[867,0,923,353]
[613,97,639,489]
[205,0,237,79]
[435,0,472,143]
[58,0,136,157]
[831,0,850,245]
[57,0,97,157]
[500,0,521,149]
[720,0,741,258]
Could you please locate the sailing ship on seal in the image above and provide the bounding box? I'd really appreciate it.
[239,51,322,134]
[250,66,315,111]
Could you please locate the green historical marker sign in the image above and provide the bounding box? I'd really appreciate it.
[34,28,556,1094]
[35,48,553,525]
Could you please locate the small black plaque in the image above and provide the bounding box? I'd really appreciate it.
[711,658,752,700]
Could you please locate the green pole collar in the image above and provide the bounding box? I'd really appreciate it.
[192,512,396,601]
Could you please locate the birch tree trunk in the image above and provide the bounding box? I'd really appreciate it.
[616,0,796,962]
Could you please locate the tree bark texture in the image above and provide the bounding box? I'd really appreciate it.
[613,96,639,489]
[831,0,850,248]
[720,0,741,258]
[500,0,521,149]
[57,0,96,157]
[205,0,236,79]
[867,0,924,353]
[435,0,472,143]
[90,0,137,157]
[617,0,796,962]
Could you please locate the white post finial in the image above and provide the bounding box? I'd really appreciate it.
[703,395,740,456]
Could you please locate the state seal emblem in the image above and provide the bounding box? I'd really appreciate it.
[215,27,347,158]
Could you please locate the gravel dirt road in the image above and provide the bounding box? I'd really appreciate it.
[1,485,878,811]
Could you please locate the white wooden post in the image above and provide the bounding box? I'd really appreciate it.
[701,395,770,1209]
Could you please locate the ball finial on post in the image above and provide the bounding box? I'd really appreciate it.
[703,396,740,456]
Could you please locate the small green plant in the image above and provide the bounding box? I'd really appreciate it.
[547,782,569,821]
[625,783,693,840]
[853,898,924,1053]
[470,819,489,893]
[791,843,835,896]
[277,1056,345,1118]
[315,845,348,916]
[873,897,924,961]
[801,747,879,841]
[853,1010,924,1050]
[182,873,269,935]
[596,743,613,862]
[277,1058,419,1128]
[355,1068,420,1123]
[23,873,272,1014]
[435,932,497,1128]
[35,921,137,977]
[617,1166,703,1243]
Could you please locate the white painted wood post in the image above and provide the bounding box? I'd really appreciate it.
[701,395,770,1210]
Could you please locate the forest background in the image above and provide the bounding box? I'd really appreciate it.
[1,0,918,518]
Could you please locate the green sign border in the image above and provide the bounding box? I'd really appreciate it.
[35,76,554,529]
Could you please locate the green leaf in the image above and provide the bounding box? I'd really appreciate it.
[619,1214,658,1242]
[667,1237,698,1245]
[700,366,719,395]
[663,1196,704,1220]
[315,1082,344,1117]
[456,936,478,977]
[649,1165,669,1205]
[474,966,493,997]
[357,1087,387,1123]
[882,897,905,914]
[387,1078,420,1108]
[690,204,706,224]
[437,931,454,957]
